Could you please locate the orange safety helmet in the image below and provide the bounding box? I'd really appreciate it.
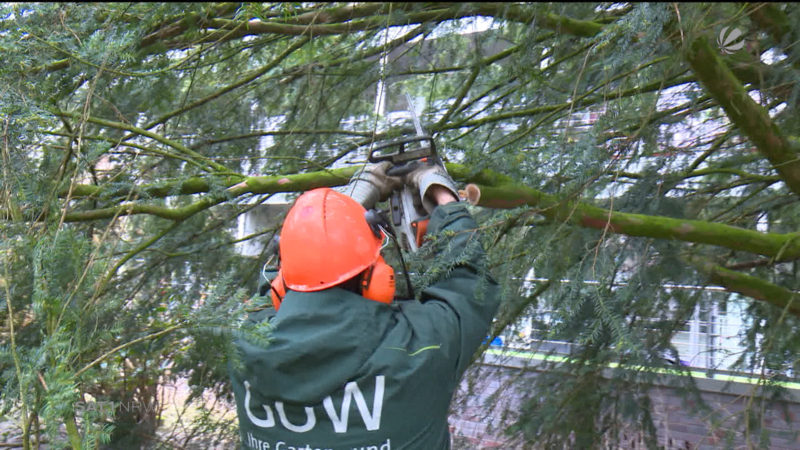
[278,188,394,302]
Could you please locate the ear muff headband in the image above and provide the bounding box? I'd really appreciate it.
[270,271,286,310]
[364,209,414,299]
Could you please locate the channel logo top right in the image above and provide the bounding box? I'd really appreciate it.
[718,26,745,55]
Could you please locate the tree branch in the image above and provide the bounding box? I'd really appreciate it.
[59,167,358,222]
[746,2,800,70]
[47,164,800,263]
[464,3,605,37]
[52,111,231,174]
[43,3,609,73]
[141,36,311,131]
[690,257,800,316]
[680,33,800,196]
[74,323,186,378]
[445,73,695,130]
[455,178,800,262]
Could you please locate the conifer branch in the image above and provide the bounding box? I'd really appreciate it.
[689,257,800,316]
[746,3,799,70]
[151,4,606,47]
[464,3,605,37]
[434,43,521,130]
[59,167,357,222]
[679,33,800,196]
[193,129,376,148]
[48,164,800,264]
[2,254,31,450]
[75,323,186,378]
[40,3,609,74]
[87,221,182,309]
[65,175,246,200]
[446,73,696,130]
[140,36,311,131]
[51,111,231,174]
[137,3,243,49]
[460,181,800,262]
[43,130,205,170]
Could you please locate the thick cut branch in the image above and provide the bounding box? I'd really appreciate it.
[55,165,800,263]
[457,177,800,262]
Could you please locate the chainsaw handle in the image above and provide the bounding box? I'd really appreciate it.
[368,136,436,164]
[386,160,423,177]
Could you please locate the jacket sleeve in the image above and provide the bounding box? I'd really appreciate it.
[418,201,501,377]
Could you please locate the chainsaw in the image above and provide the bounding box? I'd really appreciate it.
[367,94,450,252]
[257,98,447,302]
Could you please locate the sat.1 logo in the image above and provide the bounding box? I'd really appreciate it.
[717,27,745,55]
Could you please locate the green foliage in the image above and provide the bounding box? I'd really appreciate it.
[2,2,800,448]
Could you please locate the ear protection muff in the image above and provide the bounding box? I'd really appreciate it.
[362,210,396,304]
[273,259,394,307]
[270,269,287,310]
[360,255,395,304]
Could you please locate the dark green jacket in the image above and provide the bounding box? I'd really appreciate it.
[230,202,500,450]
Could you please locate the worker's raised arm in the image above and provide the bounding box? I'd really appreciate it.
[419,194,500,375]
[398,158,501,374]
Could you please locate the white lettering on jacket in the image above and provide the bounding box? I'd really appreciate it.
[323,375,384,432]
[275,402,316,432]
[245,381,275,428]
[244,376,385,433]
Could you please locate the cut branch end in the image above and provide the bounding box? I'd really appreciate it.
[462,184,481,206]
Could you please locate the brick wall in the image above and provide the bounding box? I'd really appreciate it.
[449,353,800,449]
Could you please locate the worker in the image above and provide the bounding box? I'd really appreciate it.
[229,161,500,450]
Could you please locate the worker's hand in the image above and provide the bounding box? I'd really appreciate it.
[344,161,402,209]
[404,161,459,213]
